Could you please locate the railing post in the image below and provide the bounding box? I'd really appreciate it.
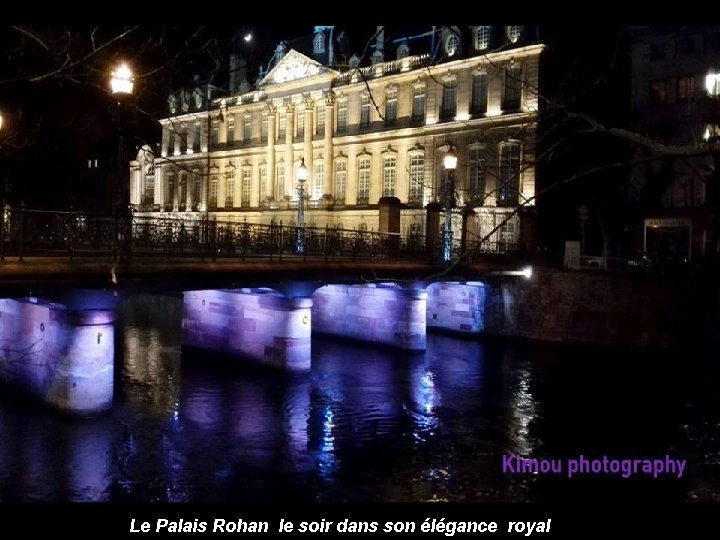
[211,217,217,262]
[201,214,207,262]
[18,201,25,262]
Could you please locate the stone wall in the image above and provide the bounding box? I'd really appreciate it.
[0,298,114,413]
[426,282,486,334]
[313,284,427,350]
[182,289,312,371]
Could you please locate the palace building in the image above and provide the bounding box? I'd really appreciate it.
[129,26,544,252]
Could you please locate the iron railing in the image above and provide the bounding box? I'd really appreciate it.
[0,207,517,263]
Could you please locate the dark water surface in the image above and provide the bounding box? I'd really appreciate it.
[0,294,718,501]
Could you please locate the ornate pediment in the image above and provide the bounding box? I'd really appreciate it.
[260,49,335,86]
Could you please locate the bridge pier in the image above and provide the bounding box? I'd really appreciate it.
[313,283,427,350]
[0,298,114,414]
[182,289,312,371]
[426,281,487,334]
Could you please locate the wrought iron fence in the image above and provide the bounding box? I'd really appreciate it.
[0,207,515,263]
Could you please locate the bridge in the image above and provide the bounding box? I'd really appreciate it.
[0,208,531,415]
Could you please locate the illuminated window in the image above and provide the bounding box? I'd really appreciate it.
[385,87,398,126]
[445,34,459,56]
[278,112,286,139]
[383,155,396,197]
[314,161,324,200]
[677,76,695,103]
[335,160,347,204]
[412,85,426,122]
[166,171,176,208]
[259,165,267,200]
[276,164,285,200]
[297,108,305,137]
[314,32,325,54]
[227,115,235,144]
[498,141,521,206]
[211,119,219,146]
[507,26,523,44]
[503,65,522,111]
[357,158,371,204]
[360,94,371,128]
[209,170,218,207]
[649,80,668,105]
[225,167,235,207]
[241,168,251,207]
[243,115,252,142]
[441,80,457,121]
[337,100,348,133]
[705,73,720,97]
[471,73,488,115]
[468,146,486,203]
[316,104,325,136]
[261,114,268,142]
[409,152,424,204]
[474,26,492,51]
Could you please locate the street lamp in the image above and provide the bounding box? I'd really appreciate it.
[296,157,308,254]
[109,61,134,260]
[442,144,457,262]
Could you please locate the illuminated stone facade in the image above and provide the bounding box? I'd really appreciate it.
[130,26,544,250]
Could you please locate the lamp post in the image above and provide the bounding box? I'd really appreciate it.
[442,144,457,262]
[110,61,134,260]
[296,157,308,255]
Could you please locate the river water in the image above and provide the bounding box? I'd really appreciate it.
[0,293,718,501]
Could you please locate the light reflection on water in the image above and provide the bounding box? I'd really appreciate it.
[0,294,716,501]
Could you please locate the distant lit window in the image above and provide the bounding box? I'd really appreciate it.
[445,34,460,56]
[314,32,325,55]
[507,26,523,43]
[412,85,426,122]
[360,94,371,128]
[409,152,424,204]
[227,115,235,144]
[471,72,488,115]
[706,73,720,96]
[316,104,325,136]
[276,164,285,200]
[357,157,371,204]
[243,115,252,142]
[241,168,251,207]
[474,26,492,51]
[504,64,522,111]
[335,160,347,204]
[677,76,695,103]
[259,165,267,200]
[278,113,286,139]
[314,161,324,200]
[498,141,521,206]
[441,79,457,121]
[211,119,219,146]
[383,154,396,197]
[467,146,486,203]
[261,114,268,142]
[337,100,348,133]
[385,87,398,126]
[225,167,235,207]
[649,80,668,104]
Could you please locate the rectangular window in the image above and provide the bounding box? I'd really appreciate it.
[677,76,695,103]
[383,155,396,197]
[649,80,668,105]
[468,147,486,202]
[166,174,175,207]
[313,161,324,200]
[241,168,251,207]
[471,73,488,115]
[193,122,201,152]
[167,131,175,156]
[385,88,397,126]
[297,109,305,138]
[259,165,267,200]
[503,65,522,111]
[180,126,188,154]
[499,143,521,206]
[335,160,346,204]
[276,165,285,200]
[475,26,491,50]
[225,169,235,208]
[192,172,200,209]
[209,173,218,207]
[211,119,219,146]
[337,101,348,133]
[412,86,426,123]
[409,153,424,204]
[441,80,457,121]
[358,158,371,204]
[360,94,371,128]
[244,115,252,142]
[227,115,235,144]
[278,113,286,139]
[261,114,268,142]
[316,105,325,136]
[145,175,155,203]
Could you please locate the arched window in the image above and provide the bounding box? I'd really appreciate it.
[241,168,251,207]
[209,167,219,208]
[225,166,235,208]
[467,145,486,204]
[313,160,324,200]
[382,153,397,197]
[335,159,347,205]
[507,26,523,44]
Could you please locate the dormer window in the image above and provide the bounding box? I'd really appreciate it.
[507,26,523,44]
[445,34,460,56]
[397,42,409,60]
[473,26,492,51]
[313,32,325,54]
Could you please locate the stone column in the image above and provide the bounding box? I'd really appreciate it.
[322,93,335,208]
[304,98,314,197]
[285,103,295,201]
[266,105,276,201]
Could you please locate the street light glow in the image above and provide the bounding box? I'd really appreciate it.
[244,33,253,43]
[443,145,458,170]
[110,62,134,95]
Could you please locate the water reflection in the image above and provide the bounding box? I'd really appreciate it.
[0,293,715,501]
